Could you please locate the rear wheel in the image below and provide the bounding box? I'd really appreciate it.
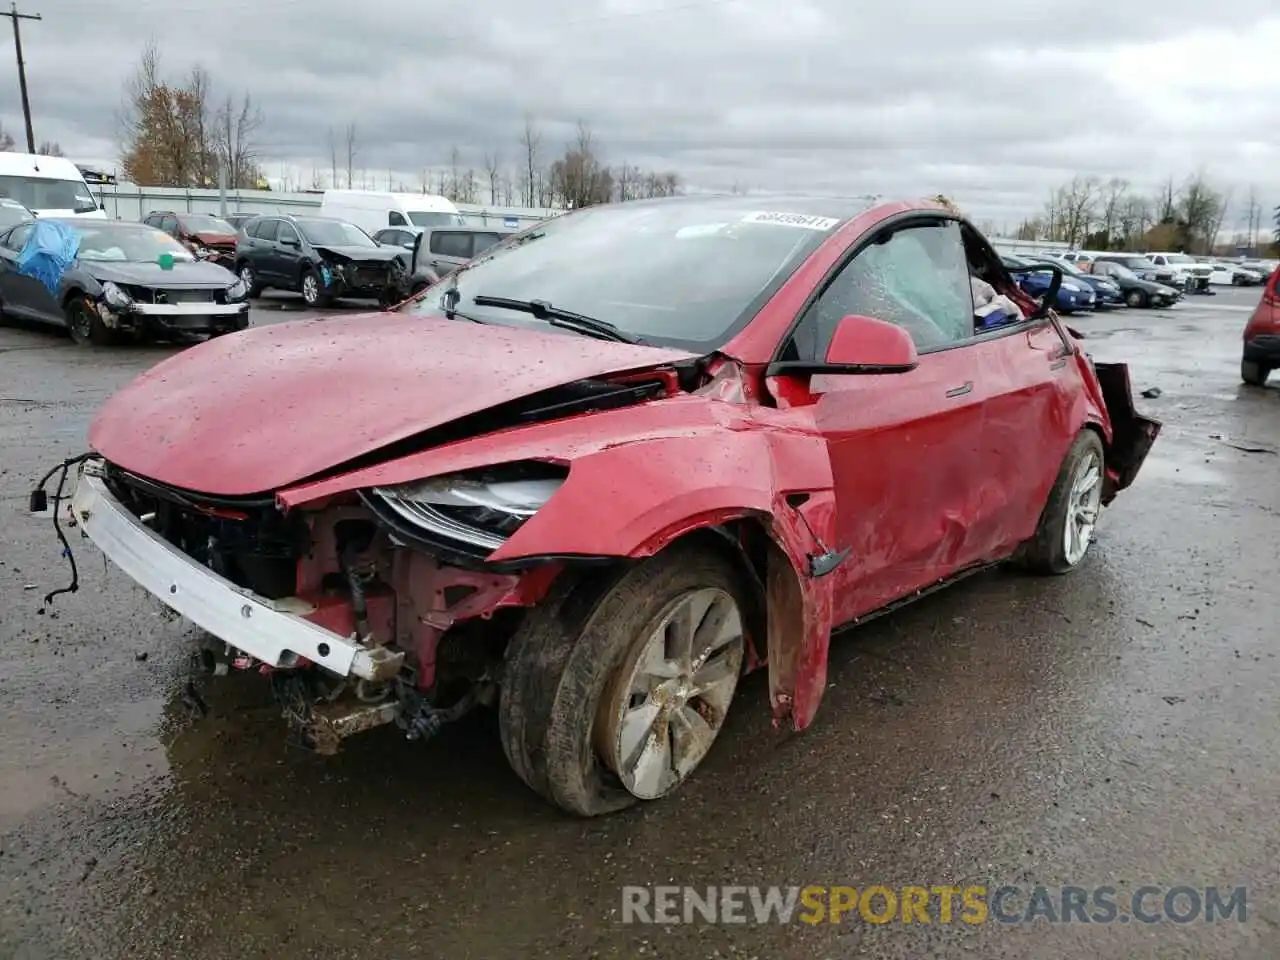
[499,545,748,817]
[65,296,115,346]
[1241,359,1270,386]
[1017,431,1105,575]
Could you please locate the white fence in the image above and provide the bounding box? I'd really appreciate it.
[91,183,562,230]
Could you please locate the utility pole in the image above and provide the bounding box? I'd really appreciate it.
[2,3,40,153]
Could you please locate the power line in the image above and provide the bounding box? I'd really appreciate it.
[56,0,746,37]
[1,2,40,152]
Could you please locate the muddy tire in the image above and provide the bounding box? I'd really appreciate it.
[65,296,115,346]
[1017,430,1106,576]
[1241,359,1269,387]
[498,545,749,817]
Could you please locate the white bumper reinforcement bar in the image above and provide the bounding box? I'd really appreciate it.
[70,464,402,681]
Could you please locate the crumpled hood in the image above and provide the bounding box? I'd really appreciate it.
[88,311,696,496]
[191,230,237,246]
[313,244,403,263]
[83,259,235,288]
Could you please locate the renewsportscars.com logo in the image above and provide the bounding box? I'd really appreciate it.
[620,885,1248,925]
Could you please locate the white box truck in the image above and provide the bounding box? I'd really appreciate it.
[0,152,106,218]
[318,190,466,234]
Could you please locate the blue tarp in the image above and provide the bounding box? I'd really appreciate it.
[17,220,81,295]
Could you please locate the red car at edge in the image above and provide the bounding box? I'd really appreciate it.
[53,195,1160,816]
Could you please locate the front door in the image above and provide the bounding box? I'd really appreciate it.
[771,217,1040,627]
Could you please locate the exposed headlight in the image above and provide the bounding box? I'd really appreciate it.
[367,462,567,553]
[226,277,248,301]
[101,281,132,309]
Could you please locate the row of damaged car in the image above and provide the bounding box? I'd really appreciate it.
[0,203,514,346]
[29,193,1162,817]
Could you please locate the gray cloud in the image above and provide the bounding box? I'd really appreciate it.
[10,0,1280,227]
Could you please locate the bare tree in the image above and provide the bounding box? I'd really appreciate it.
[327,127,338,188]
[1156,176,1177,223]
[1097,177,1129,249]
[35,140,63,156]
[1179,171,1226,253]
[0,121,14,151]
[483,151,501,205]
[518,115,542,207]
[214,92,263,188]
[344,122,358,189]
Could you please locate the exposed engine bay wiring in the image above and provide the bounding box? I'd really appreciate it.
[29,452,94,609]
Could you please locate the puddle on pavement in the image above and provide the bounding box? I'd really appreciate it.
[1136,450,1229,486]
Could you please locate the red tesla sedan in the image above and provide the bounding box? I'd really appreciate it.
[54,195,1159,816]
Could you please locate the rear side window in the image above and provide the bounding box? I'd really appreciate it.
[430,231,473,258]
[473,233,504,255]
[160,215,178,234]
[3,223,32,251]
[255,219,280,241]
[389,211,408,226]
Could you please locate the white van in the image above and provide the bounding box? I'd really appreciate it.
[318,190,466,234]
[0,153,106,218]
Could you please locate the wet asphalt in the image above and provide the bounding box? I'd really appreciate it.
[2,288,1278,959]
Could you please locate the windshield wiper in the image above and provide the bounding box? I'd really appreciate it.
[439,283,483,323]
[471,295,640,344]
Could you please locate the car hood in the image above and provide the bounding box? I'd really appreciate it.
[312,244,403,262]
[81,259,236,288]
[88,311,697,496]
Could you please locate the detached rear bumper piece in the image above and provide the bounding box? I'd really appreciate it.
[71,461,401,681]
[1093,362,1162,502]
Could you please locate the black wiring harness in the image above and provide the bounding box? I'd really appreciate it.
[29,452,95,609]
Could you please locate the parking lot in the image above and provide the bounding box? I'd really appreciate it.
[2,286,1278,959]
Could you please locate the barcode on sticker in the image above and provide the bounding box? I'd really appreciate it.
[741,211,841,230]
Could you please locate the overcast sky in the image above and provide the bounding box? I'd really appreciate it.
[9,0,1280,229]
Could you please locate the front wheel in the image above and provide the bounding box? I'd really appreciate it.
[65,296,115,346]
[236,263,262,298]
[300,268,331,308]
[1017,430,1106,575]
[1125,289,1147,308]
[499,545,749,817]
[1242,359,1270,386]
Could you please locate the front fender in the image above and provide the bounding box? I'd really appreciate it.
[492,426,839,731]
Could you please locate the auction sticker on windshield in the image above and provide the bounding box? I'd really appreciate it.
[741,211,841,230]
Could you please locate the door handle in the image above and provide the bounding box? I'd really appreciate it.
[945,382,973,398]
[1049,358,1068,370]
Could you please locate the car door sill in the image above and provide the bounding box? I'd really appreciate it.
[831,558,1004,637]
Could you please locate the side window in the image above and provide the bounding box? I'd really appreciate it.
[388,211,408,226]
[472,233,503,255]
[277,223,300,245]
[256,219,280,242]
[160,215,178,235]
[3,223,33,250]
[143,213,160,227]
[430,231,473,258]
[790,220,974,360]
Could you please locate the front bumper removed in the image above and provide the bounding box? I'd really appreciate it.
[70,462,402,682]
[99,300,250,335]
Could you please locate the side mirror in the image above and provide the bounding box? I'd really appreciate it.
[766,314,918,378]
[824,314,918,371]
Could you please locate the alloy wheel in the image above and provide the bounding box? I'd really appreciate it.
[594,587,744,800]
[1063,451,1102,566]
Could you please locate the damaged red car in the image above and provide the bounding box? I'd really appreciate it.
[49,195,1160,816]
